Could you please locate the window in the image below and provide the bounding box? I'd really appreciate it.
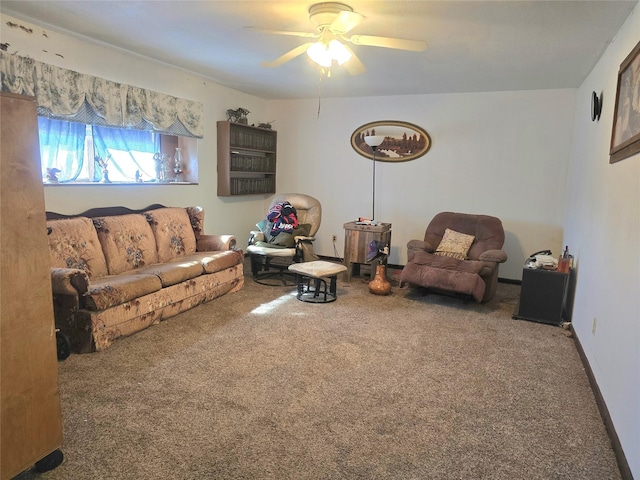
[2,51,204,184]
[39,117,196,184]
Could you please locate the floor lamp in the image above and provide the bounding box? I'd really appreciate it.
[364,135,385,225]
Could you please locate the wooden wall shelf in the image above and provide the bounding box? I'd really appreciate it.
[217,121,277,196]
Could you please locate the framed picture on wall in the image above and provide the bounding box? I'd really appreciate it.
[610,40,640,164]
[350,121,431,162]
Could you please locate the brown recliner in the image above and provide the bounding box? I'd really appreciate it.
[400,212,508,302]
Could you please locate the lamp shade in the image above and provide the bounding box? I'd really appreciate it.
[364,135,385,147]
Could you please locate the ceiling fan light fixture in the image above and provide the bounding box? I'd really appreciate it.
[329,39,352,65]
[261,1,423,76]
[307,39,352,68]
[307,42,331,67]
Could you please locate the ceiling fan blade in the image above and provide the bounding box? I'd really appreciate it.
[247,27,318,39]
[347,34,427,52]
[342,46,366,75]
[261,43,313,68]
[330,11,363,33]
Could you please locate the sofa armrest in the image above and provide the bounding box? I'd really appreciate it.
[51,268,89,295]
[407,239,435,262]
[479,249,508,263]
[196,234,237,251]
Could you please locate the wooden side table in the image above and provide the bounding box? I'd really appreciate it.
[343,221,392,282]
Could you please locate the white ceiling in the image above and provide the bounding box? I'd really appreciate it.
[1,1,637,99]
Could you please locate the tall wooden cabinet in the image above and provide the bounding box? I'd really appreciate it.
[217,121,277,196]
[1,93,64,479]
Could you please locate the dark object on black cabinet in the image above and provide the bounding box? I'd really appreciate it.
[513,267,574,326]
[527,249,552,262]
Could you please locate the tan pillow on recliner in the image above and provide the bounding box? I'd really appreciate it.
[435,228,475,260]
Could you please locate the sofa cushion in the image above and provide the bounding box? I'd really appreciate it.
[93,214,159,275]
[435,228,475,260]
[186,250,245,274]
[132,259,204,287]
[84,273,162,311]
[186,206,205,236]
[47,217,109,278]
[143,208,197,263]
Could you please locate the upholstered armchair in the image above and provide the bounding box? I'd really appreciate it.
[400,212,508,302]
[246,193,322,284]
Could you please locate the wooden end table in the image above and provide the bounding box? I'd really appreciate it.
[343,221,392,282]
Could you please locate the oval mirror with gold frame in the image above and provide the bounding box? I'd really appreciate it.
[351,120,431,162]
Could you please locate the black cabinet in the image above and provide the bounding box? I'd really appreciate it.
[513,267,573,326]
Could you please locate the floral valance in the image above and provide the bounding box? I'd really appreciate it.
[0,51,203,138]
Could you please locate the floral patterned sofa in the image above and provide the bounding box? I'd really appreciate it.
[46,205,244,353]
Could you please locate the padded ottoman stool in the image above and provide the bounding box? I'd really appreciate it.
[288,260,348,303]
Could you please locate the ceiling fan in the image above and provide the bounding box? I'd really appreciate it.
[259,2,427,75]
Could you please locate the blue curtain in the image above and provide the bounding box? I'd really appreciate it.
[38,118,162,183]
[38,117,86,182]
[92,126,160,182]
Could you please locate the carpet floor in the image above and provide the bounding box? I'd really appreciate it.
[15,263,621,480]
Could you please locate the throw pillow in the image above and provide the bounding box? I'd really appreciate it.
[269,223,312,248]
[434,228,475,260]
[292,223,311,238]
[270,231,296,248]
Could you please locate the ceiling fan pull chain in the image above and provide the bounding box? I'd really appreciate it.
[317,71,324,119]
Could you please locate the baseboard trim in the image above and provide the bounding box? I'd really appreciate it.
[572,329,634,480]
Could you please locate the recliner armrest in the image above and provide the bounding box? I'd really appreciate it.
[479,249,508,263]
[51,268,89,295]
[248,230,264,246]
[407,239,435,262]
[407,239,435,252]
[294,235,316,243]
[197,234,237,251]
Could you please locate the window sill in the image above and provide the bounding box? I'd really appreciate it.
[44,181,198,186]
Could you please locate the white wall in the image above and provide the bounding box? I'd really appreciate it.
[0,13,272,245]
[267,89,576,280]
[565,4,640,476]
